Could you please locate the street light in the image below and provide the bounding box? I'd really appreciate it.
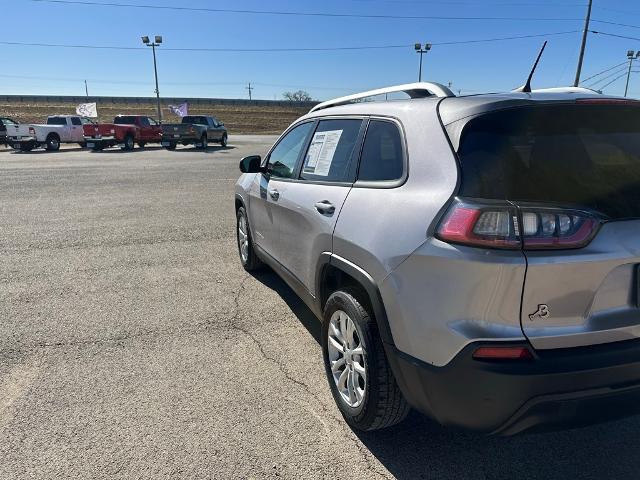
[624,50,640,97]
[142,35,163,122]
[414,43,432,82]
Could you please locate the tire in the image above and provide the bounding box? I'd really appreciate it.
[78,142,87,148]
[92,144,104,151]
[164,142,177,151]
[122,135,135,151]
[45,134,60,151]
[198,133,208,150]
[236,206,262,271]
[138,142,146,148]
[220,133,228,147]
[322,289,410,431]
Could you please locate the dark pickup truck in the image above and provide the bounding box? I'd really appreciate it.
[1,117,18,146]
[161,115,228,150]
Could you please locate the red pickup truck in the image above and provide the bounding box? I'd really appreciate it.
[83,115,162,151]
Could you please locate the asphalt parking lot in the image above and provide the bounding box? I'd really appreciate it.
[2,138,640,480]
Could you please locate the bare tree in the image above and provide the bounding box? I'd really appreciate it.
[283,90,313,102]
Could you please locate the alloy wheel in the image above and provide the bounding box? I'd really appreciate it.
[237,213,249,262]
[327,310,367,408]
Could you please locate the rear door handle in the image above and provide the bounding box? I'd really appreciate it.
[315,200,335,215]
[268,188,280,200]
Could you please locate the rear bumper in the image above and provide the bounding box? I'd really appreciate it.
[84,136,116,146]
[386,339,640,435]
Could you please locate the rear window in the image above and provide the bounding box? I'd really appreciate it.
[183,116,208,125]
[115,116,137,125]
[454,104,640,219]
[47,117,67,125]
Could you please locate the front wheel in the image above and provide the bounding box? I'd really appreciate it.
[322,289,409,431]
[236,206,262,271]
[198,133,208,150]
[122,135,135,151]
[220,133,228,147]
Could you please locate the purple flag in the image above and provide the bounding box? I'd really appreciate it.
[168,102,188,117]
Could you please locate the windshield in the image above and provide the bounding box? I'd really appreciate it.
[453,104,640,219]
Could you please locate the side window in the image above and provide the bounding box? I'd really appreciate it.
[267,122,314,179]
[139,117,151,127]
[358,120,405,182]
[71,117,82,126]
[300,119,362,182]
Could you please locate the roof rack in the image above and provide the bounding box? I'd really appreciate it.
[309,82,455,113]
[528,87,601,94]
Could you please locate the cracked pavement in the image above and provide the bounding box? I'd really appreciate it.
[2,140,640,480]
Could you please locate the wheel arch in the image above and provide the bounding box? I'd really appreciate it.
[317,254,395,346]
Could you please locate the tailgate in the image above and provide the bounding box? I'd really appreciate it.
[162,124,191,136]
[522,220,640,349]
[85,124,115,138]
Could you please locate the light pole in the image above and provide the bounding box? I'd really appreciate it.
[142,35,163,122]
[414,43,432,82]
[624,50,640,97]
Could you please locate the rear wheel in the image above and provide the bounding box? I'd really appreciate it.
[45,134,60,151]
[322,289,409,431]
[198,133,208,150]
[92,144,104,151]
[220,133,228,147]
[122,135,134,151]
[138,142,146,148]
[236,206,262,271]
[164,142,177,150]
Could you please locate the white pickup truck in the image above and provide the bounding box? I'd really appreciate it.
[8,115,94,152]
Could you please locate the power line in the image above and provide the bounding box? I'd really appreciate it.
[591,19,640,30]
[598,71,640,91]
[0,31,581,53]
[589,30,640,43]
[579,60,628,83]
[27,0,583,21]
[584,66,629,88]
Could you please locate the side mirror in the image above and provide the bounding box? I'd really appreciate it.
[239,155,262,173]
[219,122,224,127]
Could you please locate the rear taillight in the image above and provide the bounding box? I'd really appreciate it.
[29,127,35,135]
[519,208,599,249]
[436,198,601,250]
[436,199,520,249]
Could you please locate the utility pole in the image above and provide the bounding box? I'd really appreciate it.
[573,0,593,86]
[624,50,640,97]
[84,80,89,97]
[246,82,253,100]
[414,43,432,82]
[142,35,163,123]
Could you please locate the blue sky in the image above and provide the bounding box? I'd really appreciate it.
[2,0,640,100]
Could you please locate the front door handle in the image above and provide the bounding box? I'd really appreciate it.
[268,188,280,201]
[315,200,335,215]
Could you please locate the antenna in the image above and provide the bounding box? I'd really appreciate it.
[513,41,548,93]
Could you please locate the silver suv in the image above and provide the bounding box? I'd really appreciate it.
[234,83,640,435]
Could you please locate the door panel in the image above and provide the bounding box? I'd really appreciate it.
[522,220,640,349]
[273,182,351,295]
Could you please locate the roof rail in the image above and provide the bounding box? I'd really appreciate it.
[529,87,601,94]
[309,82,455,113]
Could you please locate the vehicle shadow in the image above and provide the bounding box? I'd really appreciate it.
[89,146,166,154]
[248,268,320,343]
[169,145,237,154]
[249,266,640,480]
[9,147,86,154]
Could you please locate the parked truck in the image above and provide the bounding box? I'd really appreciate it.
[1,117,18,147]
[83,115,162,151]
[8,115,93,151]
[161,115,228,150]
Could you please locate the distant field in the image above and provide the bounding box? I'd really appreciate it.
[0,99,312,134]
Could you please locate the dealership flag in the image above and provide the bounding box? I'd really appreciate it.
[76,102,98,118]
[168,102,188,117]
